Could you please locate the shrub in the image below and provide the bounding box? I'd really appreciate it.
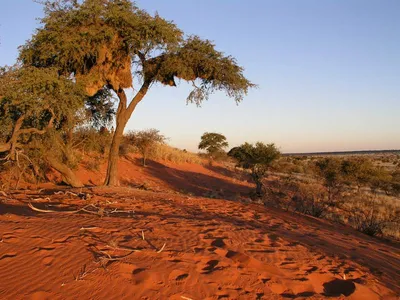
[228,142,280,197]
[290,183,330,218]
[125,129,166,166]
[150,144,203,164]
[344,194,400,237]
[74,127,112,155]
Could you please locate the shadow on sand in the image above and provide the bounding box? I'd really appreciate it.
[123,157,252,198]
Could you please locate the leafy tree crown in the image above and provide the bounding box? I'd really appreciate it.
[20,0,255,104]
[198,132,228,155]
[228,142,280,169]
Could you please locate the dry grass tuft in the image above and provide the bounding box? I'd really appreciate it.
[148,144,204,165]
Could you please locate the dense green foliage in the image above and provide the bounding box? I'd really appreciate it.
[20,0,254,104]
[0,65,88,187]
[0,66,84,153]
[229,142,280,196]
[198,132,228,158]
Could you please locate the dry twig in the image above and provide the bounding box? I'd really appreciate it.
[157,243,166,253]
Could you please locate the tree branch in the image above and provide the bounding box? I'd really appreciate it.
[19,108,55,135]
[0,143,11,153]
[126,81,151,116]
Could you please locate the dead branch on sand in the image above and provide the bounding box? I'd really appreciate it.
[157,242,167,253]
[28,202,134,217]
[28,202,97,214]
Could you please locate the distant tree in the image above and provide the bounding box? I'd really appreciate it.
[126,129,166,166]
[198,132,228,160]
[391,168,400,196]
[340,158,375,192]
[0,66,85,187]
[314,158,345,205]
[291,182,329,218]
[20,0,255,186]
[228,142,280,197]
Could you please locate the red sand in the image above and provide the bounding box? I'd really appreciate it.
[0,156,399,299]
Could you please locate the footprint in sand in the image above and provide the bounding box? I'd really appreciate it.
[1,235,20,243]
[53,235,77,244]
[119,263,147,281]
[0,252,17,260]
[42,256,54,266]
[30,291,53,300]
[305,266,319,274]
[193,247,205,253]
[210,238,226,248]
[32,245,57,254]
[323,278,356,297]
[12,228,26,234]
[198,259,221,274]
[168,269,189,284]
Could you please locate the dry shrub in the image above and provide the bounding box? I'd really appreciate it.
[149,144,204,165]
[343,194,400,238]
[85,155,102,171]
[74,128,112,155]
[290,182,330,218]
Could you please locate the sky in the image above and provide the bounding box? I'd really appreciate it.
[0,0,399,153]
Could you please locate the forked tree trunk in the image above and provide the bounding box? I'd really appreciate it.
[104,85,149,186]
[104,111,129,186]
[46,156,83,188]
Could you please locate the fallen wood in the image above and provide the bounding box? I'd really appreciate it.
[157,243,166,253]
[28,202,133,216]
[28,202,95,214]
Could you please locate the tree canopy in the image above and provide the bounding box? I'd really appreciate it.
[198,132,228,157]
[125,129,166,166]
[20,0,254,104]
[228,142,280,196]
[0,65,84,157]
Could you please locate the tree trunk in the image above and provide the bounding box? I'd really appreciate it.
[142,155,146,167]
[46,156,83,188]
[103,84,150,186]
[255,180,264,197]
[252,166,267,198]
[104,111,129,186]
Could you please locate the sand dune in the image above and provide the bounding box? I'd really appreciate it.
[0,158,399,299]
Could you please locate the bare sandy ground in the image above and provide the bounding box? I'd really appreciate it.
[0,157,399,299]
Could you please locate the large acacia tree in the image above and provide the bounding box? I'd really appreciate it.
[21,0,254,186]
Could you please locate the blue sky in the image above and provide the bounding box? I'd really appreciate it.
[1,1,399,153]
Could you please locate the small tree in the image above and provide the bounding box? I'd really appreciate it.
[314,158,343,205]
[0,66,85,187]
[391,168,400,196]
[126,129,166,166]
[198,132,228,161]
[340,158,374,192]
[228,142,280,197]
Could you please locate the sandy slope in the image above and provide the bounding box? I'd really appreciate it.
[0,158,399,299]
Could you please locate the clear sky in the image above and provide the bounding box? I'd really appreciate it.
[1,0,399,153]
